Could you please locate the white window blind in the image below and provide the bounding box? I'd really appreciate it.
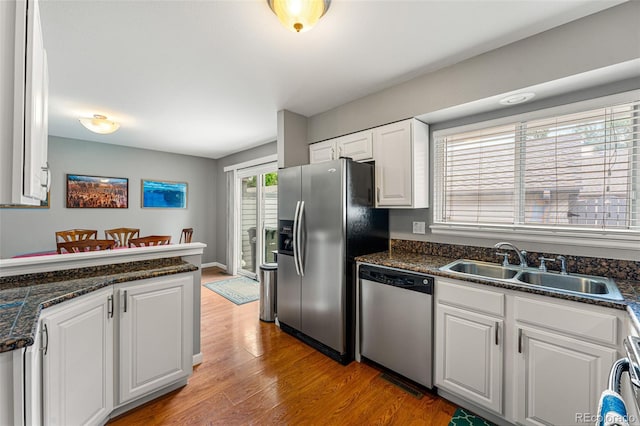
[434,99,639,233]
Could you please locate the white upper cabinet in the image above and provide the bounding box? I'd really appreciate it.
[335,130,373,161]
[309,129,374,164]
[308,119,429,208]
[309,139,336,164]
[0,0,49,205]
[373,119,429,208]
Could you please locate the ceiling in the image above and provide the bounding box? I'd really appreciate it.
[39,0,625,159]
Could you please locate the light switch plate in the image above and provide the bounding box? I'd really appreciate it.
[412,221,426,234]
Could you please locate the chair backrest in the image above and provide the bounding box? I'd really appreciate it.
[179,228,193,244]
[55,229,98,243]
[57,239,116,254]
[104,227,140,247]
[128,235,171,247]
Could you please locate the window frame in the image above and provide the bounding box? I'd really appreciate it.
[432,90,640,250]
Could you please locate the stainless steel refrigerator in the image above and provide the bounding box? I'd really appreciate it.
[277,159,388,364]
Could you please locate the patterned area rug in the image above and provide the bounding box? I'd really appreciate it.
[449,408,495,426]
[203,277,260,305]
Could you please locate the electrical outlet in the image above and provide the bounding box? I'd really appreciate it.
[412,221,426,234]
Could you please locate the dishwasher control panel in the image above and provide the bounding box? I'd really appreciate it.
[359,265,433,294]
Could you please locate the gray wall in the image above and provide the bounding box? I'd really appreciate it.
[214,141,277,266]
[277,109,308,168]
[293,2,640,261]
[305,1,639,143]
[0,136,218,261]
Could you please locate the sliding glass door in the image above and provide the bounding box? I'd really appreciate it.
[237,164,277,279]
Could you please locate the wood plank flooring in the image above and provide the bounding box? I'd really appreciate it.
[108,267,457,425]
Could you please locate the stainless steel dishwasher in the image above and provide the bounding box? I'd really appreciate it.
[359,264,434,388]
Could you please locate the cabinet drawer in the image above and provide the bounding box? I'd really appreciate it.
[436,278,504,317]
[514,296,618,346]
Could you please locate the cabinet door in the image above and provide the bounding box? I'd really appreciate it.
[373,120,413,206]
[22,0,49,201]
[336,130,373,161]
[309,139,336,164]
[515,326,617,426]
[435,304,503,414]
[42,288,113,426]
[118,274,193,404]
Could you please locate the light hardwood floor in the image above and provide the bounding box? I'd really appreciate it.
[109,267,457,425]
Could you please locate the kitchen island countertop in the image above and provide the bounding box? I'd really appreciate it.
[0,257,197,353]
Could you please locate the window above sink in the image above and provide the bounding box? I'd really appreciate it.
[432,90,640,250]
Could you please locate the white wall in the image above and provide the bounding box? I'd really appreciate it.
[0,136,218,261]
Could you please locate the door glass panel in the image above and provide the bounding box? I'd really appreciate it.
[263,172,278,263]
[240,175,257,275]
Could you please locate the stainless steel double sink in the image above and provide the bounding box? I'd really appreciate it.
[440,259,624,301]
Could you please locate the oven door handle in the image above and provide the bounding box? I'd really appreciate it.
[608,357,630,394]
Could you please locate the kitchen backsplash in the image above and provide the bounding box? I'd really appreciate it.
[390,239,640,282]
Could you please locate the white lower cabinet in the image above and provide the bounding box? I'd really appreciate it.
[434,277,625,425]
[41,288,113,426]
[515,326,617,426]
[436,304,503,414]
[33,272,193,425]
[118,275,193,404]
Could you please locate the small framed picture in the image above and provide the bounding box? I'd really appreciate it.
[141,179,188,208]
[66,174,128,208]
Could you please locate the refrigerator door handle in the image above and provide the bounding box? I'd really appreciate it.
[293,200,301,276]
[298,201,305,276]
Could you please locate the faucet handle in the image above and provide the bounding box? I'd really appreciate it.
[496,252,510,266]
[538,257,555,272]
[556,255,568,275]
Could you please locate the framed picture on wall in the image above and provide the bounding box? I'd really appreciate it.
[141,179,188,208]
[66,174,128,208]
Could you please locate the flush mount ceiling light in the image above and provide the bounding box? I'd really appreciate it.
[499,92,536,105]
[79,114,120,135]
[267,0,331,33]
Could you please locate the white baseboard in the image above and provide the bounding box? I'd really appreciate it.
[192,352,203,366]
[202,262,226,271]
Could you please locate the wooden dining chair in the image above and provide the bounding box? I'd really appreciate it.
[55,229,98,253]
[55,229,98,243]
[104,227,140,247]
[179,228,193,243]
[128,235,171,247]
[57,239,116,254]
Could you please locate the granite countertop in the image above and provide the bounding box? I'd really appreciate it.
[0,257,198,353]
[356,250,639,311]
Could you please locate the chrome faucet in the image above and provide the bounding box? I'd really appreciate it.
[494,242,528,268]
